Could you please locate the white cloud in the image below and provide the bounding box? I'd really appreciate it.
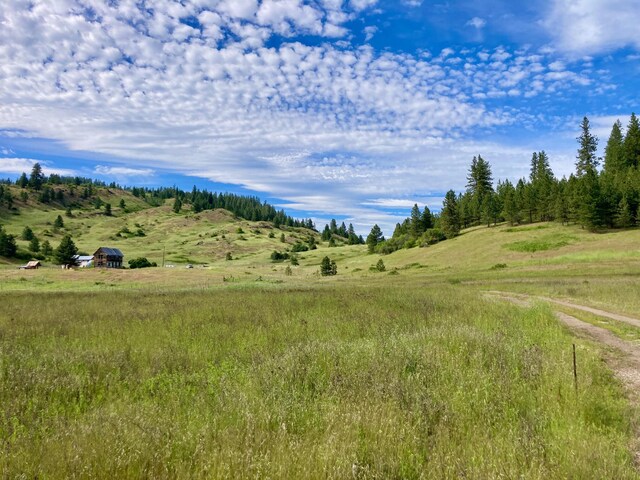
[363,25,378,42]
[545,0,640,54]
[0,1,602,233]
[466,17,486,29]
[94,165,155,177]
[0,158,76,176]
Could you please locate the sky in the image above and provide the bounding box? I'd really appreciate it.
[1,0,639,235]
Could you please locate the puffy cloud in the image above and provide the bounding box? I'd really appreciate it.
[0,0,604,233]
[0,158,76,176]
[545,0,640,54]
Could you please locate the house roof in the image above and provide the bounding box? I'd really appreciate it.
[94,247,124,257]
[72,255,94,261]
[25,261,41,267]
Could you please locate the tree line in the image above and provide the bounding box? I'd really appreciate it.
[366,113,640,254]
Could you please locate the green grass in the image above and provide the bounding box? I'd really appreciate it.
[1,284,637,478]
[503,234,576,253]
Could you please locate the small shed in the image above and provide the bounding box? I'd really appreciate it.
[72,255,94,268]
[93,247,124,269]
[20,261,41,270]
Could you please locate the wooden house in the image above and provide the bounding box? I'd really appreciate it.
[93,247,124,269]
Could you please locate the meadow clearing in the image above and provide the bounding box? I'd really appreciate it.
[2,208,640,478]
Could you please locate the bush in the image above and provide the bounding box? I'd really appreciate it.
[420,228,446,246]
[375,259,386,272]
[271,251,290,262]
[320,256,337,276]
[291,242,309,253]
[128,257,157,269]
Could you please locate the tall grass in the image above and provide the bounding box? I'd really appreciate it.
[1,285,637,478]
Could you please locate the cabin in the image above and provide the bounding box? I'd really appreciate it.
[72,255,94,268]
[19,261,41,270]
[93,247,124,269]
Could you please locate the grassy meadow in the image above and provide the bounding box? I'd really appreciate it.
[3,194,640,477]
[1,284,638,478]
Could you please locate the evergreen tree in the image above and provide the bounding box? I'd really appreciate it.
[554,179,570,225]
[366,224,383,253]
[530,151,555,221]
[465,155,493,223]
[410,204,423,237]
[481,192,499,227]
[0,225,17,257]
[104,203,112,216]
[623,113,640,168]
[421,206,433,230]
[615,195,634,228]
[576,168,603,230]
[320,256,333,276]
[119,199,126,209]
[576,116,599,176]
[440,190,460,238]
[17,172,28,188]
[53,215,64,230]
[173,197,182,213]
[29,236,40,253]
[500,180,520,225]
[21,226,34,241]
[41,240,53,257]
[604,120,625,175]
[321,225,331,241]
[29,163,45,190]
[54,235,78,265]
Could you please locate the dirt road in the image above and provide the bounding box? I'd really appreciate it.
[485,291,640,392]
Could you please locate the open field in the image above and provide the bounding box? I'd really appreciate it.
[1,283,638,478]
[2,215,640,477]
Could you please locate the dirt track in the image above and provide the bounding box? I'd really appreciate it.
[485,291,640,392]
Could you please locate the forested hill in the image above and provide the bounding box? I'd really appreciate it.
[0,168,315,230]
[366,113,640,255]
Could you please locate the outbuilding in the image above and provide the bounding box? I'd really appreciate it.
[72,255,94,268]
[93,247,124,269]
[19,261,41,270]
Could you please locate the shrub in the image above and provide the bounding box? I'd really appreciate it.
[271,251,290,262]
[128,257,157,269]
[291,242,309,253]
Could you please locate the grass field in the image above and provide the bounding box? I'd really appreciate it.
[3,199,640,477]
[1,284,638,478]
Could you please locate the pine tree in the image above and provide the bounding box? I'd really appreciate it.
[29,163,45,190]
[604,120,625,175]
[440,190,460,238]
[53,215,64,230]
[320,256,333,276]
[421,206,433,230]
[576,116,599,176]
[623,113,640,169]
[104,203,112,216]
[0,225,17,257]
[366,224,383,253]
[54,235,78,265]
[29,236,40,253]
[465,155,494,223]
[500,180,520,225]
[530,151,555,221]
[410,204,422,237]
[41,240,53,257]
[21,226,34,241]
[615,195,634,228]
[17,172,28,188]
[173,197,182,213]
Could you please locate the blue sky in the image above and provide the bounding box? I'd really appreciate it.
[0,0,639,235]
